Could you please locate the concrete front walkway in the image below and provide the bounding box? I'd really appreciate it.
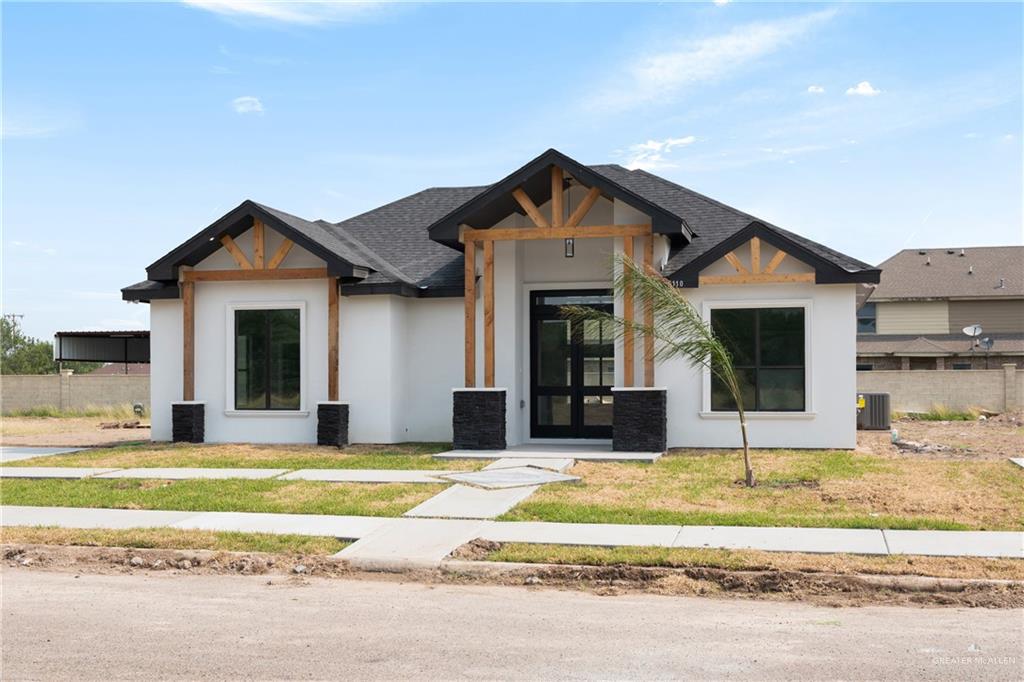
[0,447,85,463]
[3,506,1021,566]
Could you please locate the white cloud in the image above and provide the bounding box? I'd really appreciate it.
[713,0,731,5]
[231,95,264,114]
[184,1,384,25]
[964,132,979,139]
[9,240,57,256]
[623,136,697,170]
[845,81,881,97]
[587,9,837,113]
[807,85,825,94]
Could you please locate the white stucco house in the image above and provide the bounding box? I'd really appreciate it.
[123,149,879,451]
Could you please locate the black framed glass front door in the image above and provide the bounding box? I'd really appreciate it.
[530,290,614,438]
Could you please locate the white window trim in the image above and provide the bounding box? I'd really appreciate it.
[700,298,814,418]
[224,301,308,417]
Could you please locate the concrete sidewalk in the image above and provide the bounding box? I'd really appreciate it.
[3,506,1021,566]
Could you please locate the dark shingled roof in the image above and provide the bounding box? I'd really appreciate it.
[587,165,874,274]
[124,155,878,301]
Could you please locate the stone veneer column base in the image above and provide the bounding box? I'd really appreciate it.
[611,388,667,452]
[317,402,350,447]
[452,388,506,450]
[171,401,205,443]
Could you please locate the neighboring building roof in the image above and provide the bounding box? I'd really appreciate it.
[857,333,1024,356]
[124,150,879,301]
[870,246,1024,301]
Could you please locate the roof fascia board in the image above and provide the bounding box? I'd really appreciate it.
[146,200,361,281]
[667,221,881,287]
[426,149,689,248]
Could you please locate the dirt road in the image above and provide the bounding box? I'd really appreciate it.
[2,568,1021,680]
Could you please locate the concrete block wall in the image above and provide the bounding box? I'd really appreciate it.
[1,373,150,413]
[856,364,1021,413]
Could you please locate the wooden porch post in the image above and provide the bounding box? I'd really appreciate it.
[464,240,476,387]
[643,235,654,387]
[622,237,634,387]
[182,280,195,401]
[327,278,339,401]
[483,240,495,387]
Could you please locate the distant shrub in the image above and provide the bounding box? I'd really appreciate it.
[3,403,148,419]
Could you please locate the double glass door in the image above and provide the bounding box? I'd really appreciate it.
[530,290,614,438]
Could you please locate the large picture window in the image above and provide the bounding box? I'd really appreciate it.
[234,308,301,410]
[710,307,805,412]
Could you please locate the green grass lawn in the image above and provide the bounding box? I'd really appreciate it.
[500,449,1024,531]
[0,478,443,517]
[3,526,348,555]
[484,542,1024,581]
[10,441,481,471]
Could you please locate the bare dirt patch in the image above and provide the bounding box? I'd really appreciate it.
[857,413,1024,460]
[1,417,150,447]
[7,542,1022,609]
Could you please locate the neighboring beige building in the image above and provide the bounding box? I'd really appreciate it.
[857,246,1024,370]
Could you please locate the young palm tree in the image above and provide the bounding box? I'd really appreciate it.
[562,253,755,487]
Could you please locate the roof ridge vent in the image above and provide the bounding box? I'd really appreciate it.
[946,249,955,254]
[918,249,927,255]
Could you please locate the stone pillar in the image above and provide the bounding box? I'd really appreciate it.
[935,356,945,370]
[452,388,506,450]
[317,401,349,447]
[611,387,667,453]
[171,401,205,443]
[900,356,910,371]
[1003,364,1018,412]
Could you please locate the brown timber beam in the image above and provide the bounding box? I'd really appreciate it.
[253,219,265,269]
[763,249,787,274]
[483,240,495,387]
[267,239,294,269]
[512,187,549,228]
[643,235,654,388]
[327,279,339,401]
[182,280,195,401]
[182,268,328,282]
[750,237,761,274]
[622,236,634,388]
[566,187,601,227]
[464,240,477,387]
[550,166,564,228]
[220,235,253,270]
[698,272,815,285]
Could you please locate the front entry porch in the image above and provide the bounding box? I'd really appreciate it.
[449,158,669,452]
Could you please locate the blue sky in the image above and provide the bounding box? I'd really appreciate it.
[3,1,1021,339]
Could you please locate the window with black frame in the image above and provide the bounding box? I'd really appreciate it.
[710,307,805,412]
[234,308,301,410]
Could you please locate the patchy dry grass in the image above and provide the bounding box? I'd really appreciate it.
[0,478,443,517]
[1,526,347,555]
[502,449,1024,531]
[486,542,1024,581]
[9,441,480,471]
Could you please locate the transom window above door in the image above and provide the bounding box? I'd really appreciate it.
[710,307,806,412]
[234,308,301,410]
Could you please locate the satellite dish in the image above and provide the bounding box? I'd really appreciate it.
[979,337,994,350]
[962,324,983,337]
